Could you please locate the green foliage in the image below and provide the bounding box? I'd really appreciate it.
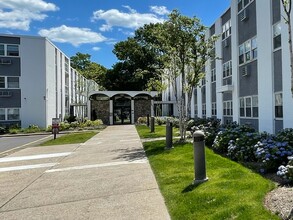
[143,140,278,219]
[212,125,255,153]
[0,127,6,134]
[137,117,147,124]
[40,132,98,146]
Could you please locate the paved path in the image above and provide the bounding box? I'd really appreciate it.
[0,125,170,220]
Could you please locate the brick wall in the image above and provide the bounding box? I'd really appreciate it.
[134,99,151,123]
[91,100,110,125]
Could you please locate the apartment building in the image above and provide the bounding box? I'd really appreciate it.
[163,0,293,134]
[0,34,98,128]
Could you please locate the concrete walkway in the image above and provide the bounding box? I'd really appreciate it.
[0,125,170,220]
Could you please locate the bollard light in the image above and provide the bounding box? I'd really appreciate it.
[150,116,155,133]
[193,130,208,184]
[147,114,150,127]
[165,120,173,150]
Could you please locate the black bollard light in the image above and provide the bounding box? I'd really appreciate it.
[150,116,155,133]
[193,130,208,184]
[165,120,173,149]
[147,114,150,127]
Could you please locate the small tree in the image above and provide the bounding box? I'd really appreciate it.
[281,0,293,96]
[155,10,217,141]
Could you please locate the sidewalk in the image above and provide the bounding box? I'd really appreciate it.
[0,125,170,220]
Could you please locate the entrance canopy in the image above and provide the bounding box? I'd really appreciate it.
[89,91,158,125]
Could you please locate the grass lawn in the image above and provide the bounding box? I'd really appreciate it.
[40,131,98,146]
[136,125,179,139]
[143,140,278,220]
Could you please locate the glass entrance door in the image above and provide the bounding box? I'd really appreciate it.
[113,96,131,125]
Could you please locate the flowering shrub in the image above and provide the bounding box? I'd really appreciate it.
[155,117,167,125]
[275,128,293,146]
[227,132,260,162]
[254,139,293,172]
[277,156,293,182]
[81,119,103,127]
[212,125,255,153]
[137,117,147,124]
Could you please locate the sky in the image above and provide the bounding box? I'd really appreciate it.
[0,0,230,69]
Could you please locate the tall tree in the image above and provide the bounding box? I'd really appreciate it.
[281,0,293,96]
[147,10,217,141]
[70,52,107,89]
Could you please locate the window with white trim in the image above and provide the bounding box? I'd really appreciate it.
[238,0,254,12]
[194,104,198,116]
[0,44,19,57]
[223,60,232,78]
[212,102,217,116]
[223,100,233,116]
[240,96,258,118]
[202,104,206,116]
[239,37,257,65]
[201,78,206,86]
[0,76,19,89]
[211,69,216,82]
[222,20,231,40]
[7,108,20,120]
[275,92,283,118]
[273,22,281,49]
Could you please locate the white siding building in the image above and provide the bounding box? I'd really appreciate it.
[0,34,98,128]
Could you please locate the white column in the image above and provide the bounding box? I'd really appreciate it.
[131,99,134,124]
[256,0,274,133]
[109,100,113,125]
[215,18,223,121]
[281,3,293,129]
[87,100,91,120]
[231,0,239,124]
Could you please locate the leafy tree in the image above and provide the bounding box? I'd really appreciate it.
[281,0,293,96]
[147,10,217,141]
[70,52,107,89]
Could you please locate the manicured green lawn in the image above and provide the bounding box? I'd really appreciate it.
[143,140,278,220]
[136,125,179,139]
[40,131,98,146]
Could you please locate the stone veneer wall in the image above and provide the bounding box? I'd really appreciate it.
[91,100,110,125]
[134,99,151,123]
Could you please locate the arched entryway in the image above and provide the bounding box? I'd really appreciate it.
[113,94,131,125]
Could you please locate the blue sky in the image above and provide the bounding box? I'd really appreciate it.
[0,0,230,68]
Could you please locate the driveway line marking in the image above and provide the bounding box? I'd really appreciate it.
[0,163,58,173]
[46,159,148,173]
[0,152,72,163]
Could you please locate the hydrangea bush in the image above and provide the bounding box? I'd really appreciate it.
[277,156,293,182]
[254,139,293,172]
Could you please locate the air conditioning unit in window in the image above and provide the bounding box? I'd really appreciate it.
[224,39,229,48]
[242,66,250,77]
[240,9,248,21]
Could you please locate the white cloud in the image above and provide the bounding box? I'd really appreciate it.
[38,25,107,47]
[92,47,101,51]
[150,6,170,15]
[91,6,165,31]
[0,0,58,31]
[99,24,112,32]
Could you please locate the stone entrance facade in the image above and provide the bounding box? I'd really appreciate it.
[89,91,158,125]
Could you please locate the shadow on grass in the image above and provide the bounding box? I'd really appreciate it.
[182,182,205,193]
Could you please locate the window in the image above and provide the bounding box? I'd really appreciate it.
[239,96,258,118]
[211,69,216,82]
[0,109,5,120]
[194,104,198,116]
[212,102,217,116]
[275,93,283,118]
[7,45,19,56]
[239,37,257,65]
[273,22,281,49]
[238,0,254,12]
[0,77,4,88]
[7,108,20,120]
[0,76,20,89]
[7,77,19,88]
[223,100,233,116]
[202,104,206,116]
[222,20,231,40]
[223,60,232,78]
[201,78,206,86]
[0,44,4,56]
